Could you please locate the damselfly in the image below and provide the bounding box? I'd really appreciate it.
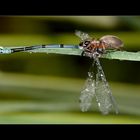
[0,31,123,115]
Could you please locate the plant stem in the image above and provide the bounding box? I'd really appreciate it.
[28,48,140,61]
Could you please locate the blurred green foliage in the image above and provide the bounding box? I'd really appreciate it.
[0,16,140,123]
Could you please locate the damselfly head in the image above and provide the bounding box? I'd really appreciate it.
[79,40,91,48]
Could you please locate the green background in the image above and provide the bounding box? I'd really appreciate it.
[0,16,140,124]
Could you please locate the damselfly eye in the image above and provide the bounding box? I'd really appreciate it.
[79,41,90,47]
[79,42,83,46]
[84,41,90,45]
